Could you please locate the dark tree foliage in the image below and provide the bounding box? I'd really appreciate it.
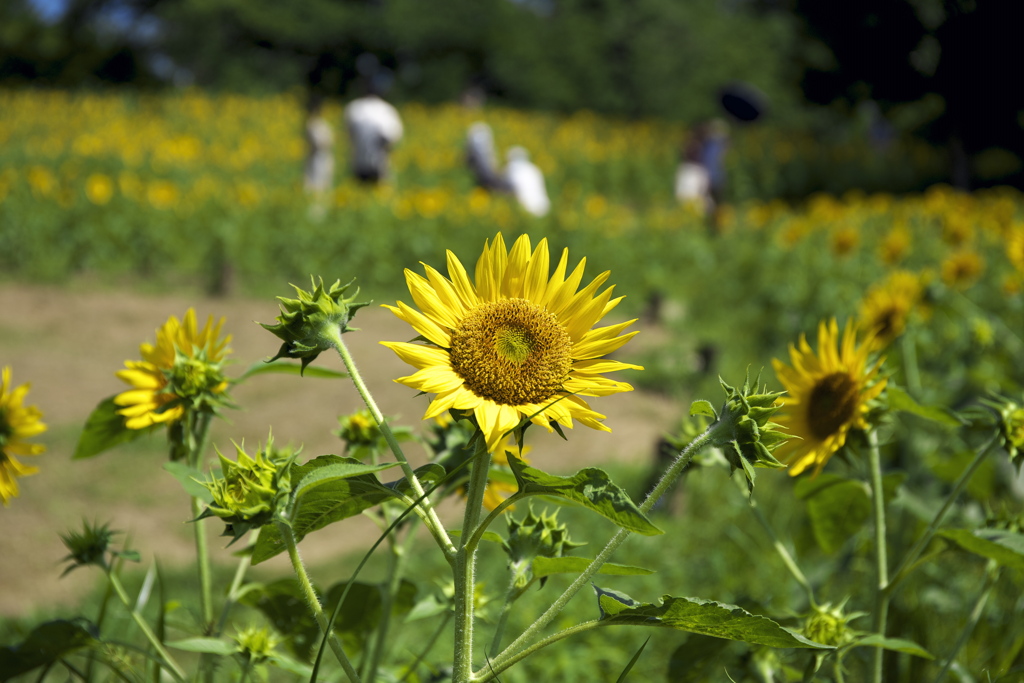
[792,0,1024,188]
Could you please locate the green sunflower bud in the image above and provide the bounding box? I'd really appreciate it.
[700,373,790,492]
[979,393,1024,471]
[802,601,863,647]
[60,521,139,575]
[261,277,369,373]
[503,506,583,589]
[199,436,296,542]
[233,625,280,665]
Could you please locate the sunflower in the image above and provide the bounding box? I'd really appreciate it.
[1007,225,1024,273]
[940,250,985,290]
[382,233,641,452]
[0,367,47,505]
[771,320,886,477]
[115,309,231,429]
[857,270,928,349]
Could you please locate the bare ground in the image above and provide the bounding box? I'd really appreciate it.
[0,283,680,617]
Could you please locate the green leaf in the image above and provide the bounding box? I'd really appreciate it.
[293,459,401,498]
[689,400,717,419]
[234,360,348,383]
[251,456,396,564]
[267,653,313,677]
[595,591,832,650]
[614,636,650,683]
[387,463,448,497]
[887,385,964,428]
[164,461,214,503]
[667,636,736,683]
[239,580,319,660]
[853,634,934,659]
[506,455,662,536]
[532,556,655,578]
[73,396,156,459]
[448,529,506,545]
[938,529,1024,570]
[0,619,98,681]
[794,474,871,554]
[166,637,238,656]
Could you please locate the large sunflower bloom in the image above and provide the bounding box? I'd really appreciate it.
[115,309,231,429]
[0,367,47,505]
[771,320,886,477]
[382,233,642,452]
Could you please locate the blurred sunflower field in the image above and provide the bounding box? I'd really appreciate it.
[3,89,1024,682]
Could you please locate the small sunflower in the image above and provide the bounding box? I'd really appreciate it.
[382,233,641,452]
[772,320,886,477]
[114,309,231,429]
[0,367,47,505]
[1007,225,1024,273]
[941,250,985,290]
[857,270,928,349]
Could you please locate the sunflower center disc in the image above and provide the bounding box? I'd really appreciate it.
[449,298,572,406]
[807,372,860,441]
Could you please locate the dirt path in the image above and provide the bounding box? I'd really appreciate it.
[0,283,679,617]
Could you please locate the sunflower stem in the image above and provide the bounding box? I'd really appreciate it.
[900,331,922,398]
[106,569,186,682]
[484,419,720,679]
[933,559,999,683]
[748,498,816,607]
[867,430,889,683]
[885,433,998,596]
[277,520,362,683]
[327,329,456,559]
[186,410,215,630]
[453,437,492,683]
[476,621,605,682]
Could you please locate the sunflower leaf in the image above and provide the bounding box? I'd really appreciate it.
[506,454,662,536]
[74,396,157,459]
[234,360,348,383]
[794,475,871,554]
[852,634,934,659]
[251,457,396,564]
[0,618,98,681]
[887,385,964,428]
[532,556,655,578]
[594,591,832,649]
[690,400,717,419]
[938,528,1024,570]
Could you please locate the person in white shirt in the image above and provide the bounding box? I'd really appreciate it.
[504,146,550,217]
[466,122,511,192]
[343,81,403,184]
[303,95,335,216]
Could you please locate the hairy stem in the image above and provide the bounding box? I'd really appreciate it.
[328,330,456,559]
[453,439,493,683]
[476,621,604,682]
[278,521,362,683]
[485,419,721,678]
[106,570,186,682]
[868,430,888,683]
[749,499,816,606]
[885,434,998,596]
[933,560,1000,683]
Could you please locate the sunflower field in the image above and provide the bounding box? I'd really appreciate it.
[2,89,1024,683]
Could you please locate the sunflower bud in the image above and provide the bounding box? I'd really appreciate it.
[233,625,280,666]
[980,394,1024,471]
[503,506,583,589]
[802,601,862,647]
[199,437,296,542]
[261,277,369,372]
[704,374,789,492]
[60,521,138,575]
